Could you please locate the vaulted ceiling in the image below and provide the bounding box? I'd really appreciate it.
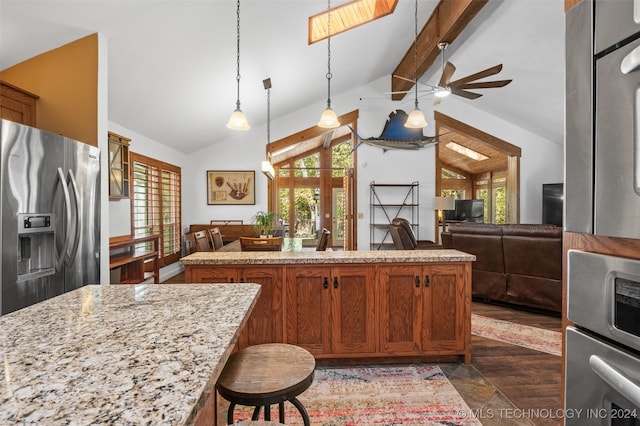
[0,0,565,155]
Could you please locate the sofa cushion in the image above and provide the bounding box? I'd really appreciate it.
[451,233,505,273]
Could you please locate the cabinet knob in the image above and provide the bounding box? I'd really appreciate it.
[333,277,339,289]
[323,277,329,289]
[415,276,420,288]
[230,278,234,283]
[240,277,245,283]
[424,275,430,287]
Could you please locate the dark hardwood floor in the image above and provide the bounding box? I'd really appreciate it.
[462,301,563,426]
[162,272,563,425]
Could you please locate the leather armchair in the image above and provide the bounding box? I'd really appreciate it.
[389,218,435,250]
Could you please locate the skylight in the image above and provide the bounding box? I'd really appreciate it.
[308,0,398,44]
[445,142,489,161]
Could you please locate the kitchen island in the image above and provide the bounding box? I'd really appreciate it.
[181,249,475,363]
[0,283,261,425]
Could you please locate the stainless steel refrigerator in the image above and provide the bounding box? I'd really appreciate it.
[1,119,101,315]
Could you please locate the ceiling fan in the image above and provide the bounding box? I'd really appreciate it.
[391,42,513,105]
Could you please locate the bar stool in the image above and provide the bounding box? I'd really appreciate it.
[217,343,315,426]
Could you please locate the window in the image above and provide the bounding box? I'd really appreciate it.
[475,171,506,224]
[130,152,182,266]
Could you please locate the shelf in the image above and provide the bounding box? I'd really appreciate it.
[109,235,160,284]
[369,181,419,250]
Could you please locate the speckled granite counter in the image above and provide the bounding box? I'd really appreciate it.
[180,249,475,265]
[0,283,260,425]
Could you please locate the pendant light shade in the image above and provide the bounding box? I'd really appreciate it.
[317,0,340,129]
[318,107,340,128]
[227,0,250,131]
[405,0,427,129]
[405,107,428,129]
[227,107,250,130]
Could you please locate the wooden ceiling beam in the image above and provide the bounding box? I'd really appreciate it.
[391,0,488,101]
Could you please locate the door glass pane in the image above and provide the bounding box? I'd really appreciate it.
[279,187,290,237]
[294,188,318,243]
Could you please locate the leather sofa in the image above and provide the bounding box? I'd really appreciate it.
[441,223,562,313]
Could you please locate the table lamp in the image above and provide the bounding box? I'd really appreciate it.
[434,196,456,244]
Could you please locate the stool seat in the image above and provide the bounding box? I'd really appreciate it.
[217,343,315,425]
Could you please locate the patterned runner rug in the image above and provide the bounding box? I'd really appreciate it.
[471,314,562,356]
[223,364,481,425]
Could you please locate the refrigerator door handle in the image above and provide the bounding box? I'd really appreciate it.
[55,167,72,272]
[66,169,81,265]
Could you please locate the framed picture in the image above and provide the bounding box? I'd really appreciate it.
[207,170,255,205]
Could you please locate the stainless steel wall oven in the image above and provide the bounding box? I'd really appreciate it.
[566,250,640,425]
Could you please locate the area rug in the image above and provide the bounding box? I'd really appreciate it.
[471,314,562,356]
[222,364,481,425]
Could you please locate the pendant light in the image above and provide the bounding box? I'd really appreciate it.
[405,0,428,129]
[317,0,340,129]
[261,78,275,180]
[226,0,250,130]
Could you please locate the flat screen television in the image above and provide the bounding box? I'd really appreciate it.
[542,183,563,227]
[444,199,484,223]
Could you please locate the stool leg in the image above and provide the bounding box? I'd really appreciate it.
[227,403,236,425]
[251,406,261,421]
[278,402,285,423]
[264,404,271,421]
[290,397,311,426]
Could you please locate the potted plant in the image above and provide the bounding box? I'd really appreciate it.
[253,211,275,237]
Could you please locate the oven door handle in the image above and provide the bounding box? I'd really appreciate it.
[589,355,640,407]
[621,44,640,74]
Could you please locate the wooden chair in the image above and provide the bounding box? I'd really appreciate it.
[184,232,197,255]
[316,228,330,251]
[239,236,283,251]
[194,230,213,252]
[208,227,224,250]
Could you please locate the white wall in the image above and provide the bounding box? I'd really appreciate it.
[109,75,564,260]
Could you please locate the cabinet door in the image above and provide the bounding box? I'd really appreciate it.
[421,264,466,351]
[330,266,376,354]
[238,266,283,348]
[285,266,331,355]
[378,265,423,353]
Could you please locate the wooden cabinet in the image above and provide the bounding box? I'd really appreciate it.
[190,266,283,349]
[379,263,470,362]
[184,258,471,363]
[285,265,376,357]
[1,81,38,127]
[109,235,160,284]
[108,132,130,199]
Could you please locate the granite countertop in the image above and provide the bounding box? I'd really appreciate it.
[0,283,261,425]
[180,249,475,265]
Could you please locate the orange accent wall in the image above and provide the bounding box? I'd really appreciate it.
[0,34,98,146]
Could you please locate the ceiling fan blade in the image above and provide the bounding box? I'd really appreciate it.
[451,88,483,100]
[438,61,456,87]
[449,64,504,87]
[453,79,513,90]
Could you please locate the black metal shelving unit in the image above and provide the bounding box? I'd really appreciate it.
[369,181,419,250]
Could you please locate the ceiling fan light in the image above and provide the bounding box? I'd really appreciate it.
[405,108,428,129]
[434,87,451,98]
[226,108,250,130]
[318,107,340,128]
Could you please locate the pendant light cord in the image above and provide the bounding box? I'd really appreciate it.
[235,0,241,110]
[413,0,418,110]
[326,0,332,109]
